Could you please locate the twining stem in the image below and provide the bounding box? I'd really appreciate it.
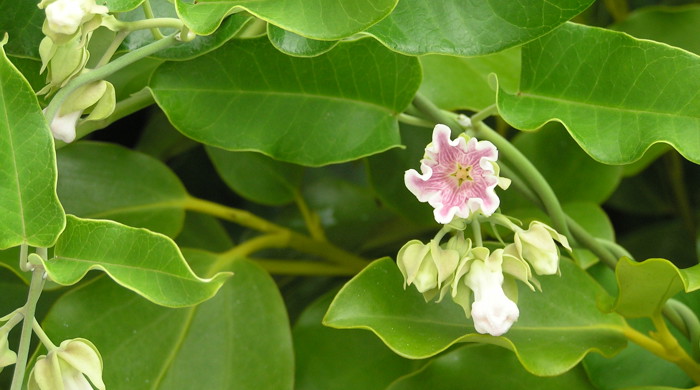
[32,320,57,351]
[665,299,700,359]
[184,196,368,270]
[10,267,46,390]
[141,0,165,40]
[44,34,180,125]
[397,113,434,128]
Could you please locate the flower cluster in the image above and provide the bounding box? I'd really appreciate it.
[37,0,115,143]
[397,125,570,336]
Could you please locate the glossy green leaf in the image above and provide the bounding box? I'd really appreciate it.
[175,0,396,38]
[613,5,700,55]
[366,0,594,56]
[294,290,414,390]
[43,215,230,307]
[175,212,233,253]
[105,0,145,12]
[500,123,623,211]
[57,142,188,237]
[498,22,700,165]
[614,257,700,318]
[267,24,337,57]
[324,258,627,376]
[119,0,252,60]
[0,1,44,59]
[206,146,304,206]
[388,344,596,390]
[0,44,65,249]
[419,48,520,111]
[41,254,293,389]
[151,38,420,166]
[619,220,698,268]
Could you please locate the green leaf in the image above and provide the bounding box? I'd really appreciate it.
[41,254,293,389]
[175,212,233,253]
[366,0,594,56]
[150,38,420,166]
[43,215,230,307]
[267,24,338,57]
[104,0,145,12]
[388,344,596,390]
[613,5,700,55]
[0,1,44,59]
[118,0,252,60]
[175,0,397,38]
[498,22,700,165]
[206,147,304,206]
[294,290,414,390]
[57,142,188,237]
[324,258,626,376]
[614,257,700,318]
[418,48,520,111]
[0,43,65,249]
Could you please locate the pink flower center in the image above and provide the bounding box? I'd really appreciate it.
[451,163,474,186]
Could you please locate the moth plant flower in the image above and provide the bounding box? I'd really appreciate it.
[396,239,460,301]
[28,338,105,390]
[46,109,81,143]
[514,221,571,275]
[405,124,505,224]
[0,331,17,372]
[39,0,108,36]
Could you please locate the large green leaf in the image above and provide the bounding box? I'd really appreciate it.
[324,258,627,376]
[105,0,145,12]
[57,142,188,237]
[365,0,594,56]
[0,1,44,59]
[418,48,520,111]
[42,215,229,307]
[206,146,304,206]
[388,344,596,390]
[41,254,293,389]
[498,22,700,165]
[118,0,252,61]
[614,257,700,318]
[0,43,65,249]
[267,24,338,57]
[294,290,414,390]
[175,0,396,38]
[150,38,420,166]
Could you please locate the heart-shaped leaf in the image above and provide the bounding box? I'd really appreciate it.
[498,22,700,165]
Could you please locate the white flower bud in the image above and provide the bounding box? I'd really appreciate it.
[47,109,81,143]
[45,0,86,35]
[465,256,519,336]
[28,338,105,390]
[514,221,570,275]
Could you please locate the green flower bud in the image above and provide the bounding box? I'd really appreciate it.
[28,338,105,390]
[514,221,570,276]
[0,331,17,373]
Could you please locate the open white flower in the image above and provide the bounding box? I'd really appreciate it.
[28,338,105,390]
[42,0,108,36]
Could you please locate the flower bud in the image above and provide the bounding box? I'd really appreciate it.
[397,239,459,301]
[47,109,81,143]
[514,221,570,275]
[464,256,519,336]
[0,332,17,372]
[41,0,108,36]
[28,338,105,390]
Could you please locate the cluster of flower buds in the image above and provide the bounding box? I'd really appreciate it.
[28,338,105,390]
[37,0,115,143]
[398,125,570,336]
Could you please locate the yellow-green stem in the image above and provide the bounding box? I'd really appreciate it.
[294,191,326,241]
[141,0,165,39]
[10,267,46,390]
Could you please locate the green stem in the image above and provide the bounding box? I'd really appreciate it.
[470,104,497,125]
[398,113,434,128]
[411,93,463,135]
[10,267,46,390]
[96,30,129,68]
[221,234,289,260]
[32,320,57,351]
[44,34,179,125]
[253,259,356,276]
[294,191,326,241]
[109,17,184,33]
[141,0,165,40]
[184,197,368,270]
[471,219,483,247]
[18,244,29,272]
[0,312,22,333]
[665,299,700,359]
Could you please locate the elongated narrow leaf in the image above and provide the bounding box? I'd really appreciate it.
[151,38,420,166]
[614,257,700,318]
[43,215,229,307]
[175,0,396,38]
[324,258,627,376]
[366,0,594,56]
[0,43,65,249]
[57,142,188,237]
[498,22,700,165]
[41,254,293,390]
[206,146,303,205]
[388,344,596,390]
